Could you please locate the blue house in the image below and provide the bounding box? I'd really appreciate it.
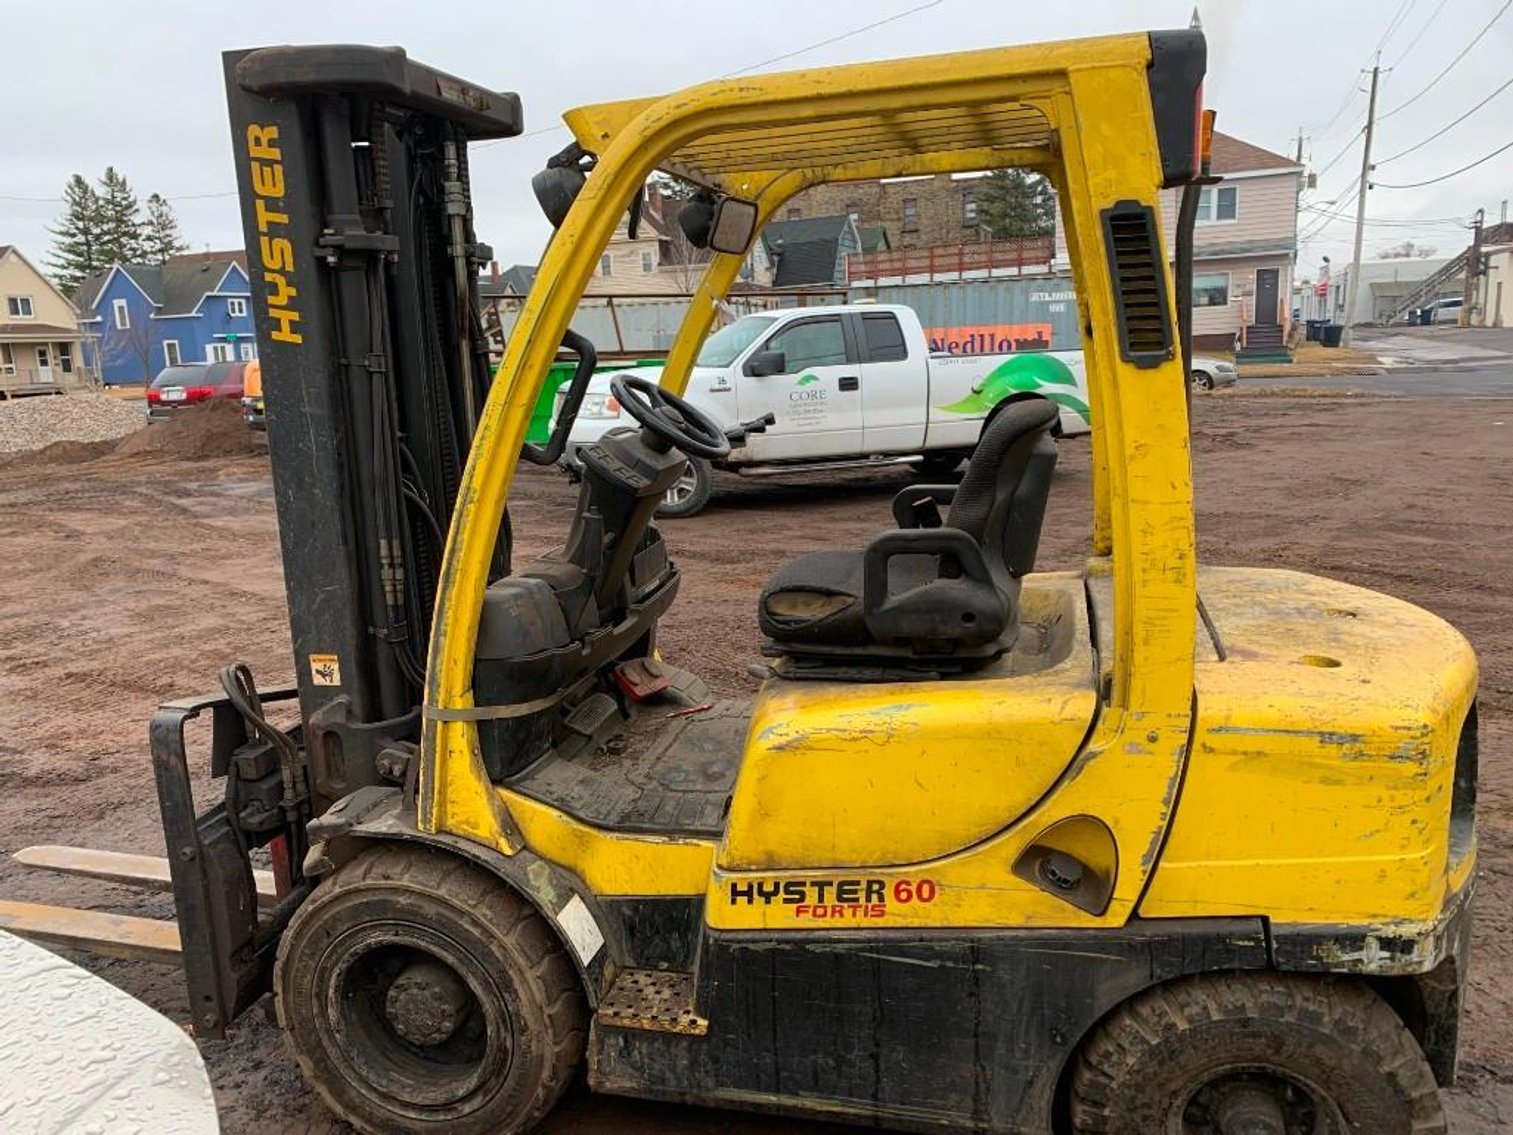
[75,252,257,385]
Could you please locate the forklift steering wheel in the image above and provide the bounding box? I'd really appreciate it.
[610,374,732,460]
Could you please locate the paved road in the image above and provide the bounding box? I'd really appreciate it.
[1244,364,1513,397]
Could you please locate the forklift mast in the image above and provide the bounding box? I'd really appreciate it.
[223,46,521,806]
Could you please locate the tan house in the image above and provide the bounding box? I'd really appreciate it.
[0,245,91,396]
[586,187,773,295]
[1055,132,1302,352]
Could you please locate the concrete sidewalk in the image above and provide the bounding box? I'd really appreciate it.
[1353,325,1513,369]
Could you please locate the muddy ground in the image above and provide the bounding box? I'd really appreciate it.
[0,393,1509,1133]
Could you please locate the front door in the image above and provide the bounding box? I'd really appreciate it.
[35,346,54,383]
[1254,268,1280,325]
[738,314,864,461]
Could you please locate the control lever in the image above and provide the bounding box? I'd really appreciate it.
[725,412,777,450]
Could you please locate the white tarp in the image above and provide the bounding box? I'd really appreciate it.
[0,930,219,1134]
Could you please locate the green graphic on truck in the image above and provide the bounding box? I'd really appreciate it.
[936,354,1091,423]
[794,372,820,386]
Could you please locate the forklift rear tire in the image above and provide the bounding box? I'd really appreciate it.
[655,457,712,519]
[1069,973,1445,1135]
[275,844,587,1135]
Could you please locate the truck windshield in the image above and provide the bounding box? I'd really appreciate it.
[696,316,778,367]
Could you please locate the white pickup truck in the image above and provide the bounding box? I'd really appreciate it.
[560,303,1094,517]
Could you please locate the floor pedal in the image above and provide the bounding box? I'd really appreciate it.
[564,692,620,737]
[597,968,707,1035]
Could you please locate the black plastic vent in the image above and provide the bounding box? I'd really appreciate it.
[1101,201,1173,369]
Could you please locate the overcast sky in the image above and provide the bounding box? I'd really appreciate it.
[4,0,1510,282]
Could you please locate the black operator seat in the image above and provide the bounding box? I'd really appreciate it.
[759,398,1060,668]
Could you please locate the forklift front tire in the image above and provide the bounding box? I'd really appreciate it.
[655,457,713,519]
[1070,972,1445,1135]
[275,844,587,1135]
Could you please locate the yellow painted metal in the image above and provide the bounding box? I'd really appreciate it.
[720,577,1096,871]
[1140,567,1478,925]
[421,31,1194,897]
[408,29,1471,953]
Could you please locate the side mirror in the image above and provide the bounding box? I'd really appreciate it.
[708,197,758,255]
[745,349,786,377]
[678,192,759,253]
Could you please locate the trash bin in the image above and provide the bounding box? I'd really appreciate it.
[1319,323,1344,348]
[1418,307,1433,326]
[1305,319,1325,342]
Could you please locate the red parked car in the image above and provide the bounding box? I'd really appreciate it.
[146,361,247,420]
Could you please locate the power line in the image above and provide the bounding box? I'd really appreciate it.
[1376,75,1513,163]
[1374,138,1513,187]
[1,188,239,205]
[1375,0,1420,55]
[1380,0,1512,120]
[1389,0,1454,67]
[723,0,946,76]
[476,0,948,151]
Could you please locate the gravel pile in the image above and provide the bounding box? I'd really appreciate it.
[0,393,148,454]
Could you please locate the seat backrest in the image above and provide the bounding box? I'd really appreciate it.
[946,398,1059,588]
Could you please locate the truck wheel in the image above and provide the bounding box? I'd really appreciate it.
[275,844,587,1135]
[1070,973,1444,1135]
[655,457,712,519]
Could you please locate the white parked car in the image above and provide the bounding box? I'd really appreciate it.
[559,305,1231,517]
[560,305,1091,517]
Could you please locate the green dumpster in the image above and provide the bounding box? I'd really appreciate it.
[525,357,665,446]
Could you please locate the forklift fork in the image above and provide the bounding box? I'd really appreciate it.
[1,685,312,1039]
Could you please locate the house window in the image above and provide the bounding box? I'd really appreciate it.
[113,298,131,329]
[59,344,74,374]
[1196,186,1238,224]
[600,254,612,277]
[1192,272,1231,307]
[641,250,655,274]
[0,344,14,375]
[902,197,919,232]
[227,297,247,317]
[208,343,234,362]
[787,207,803,220]
[163,340,181,366]
[239,342,255,360]
[962,194,978,226]
[6,295,34,318]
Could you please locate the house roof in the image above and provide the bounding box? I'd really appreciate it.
[74,256,248,316]
[858,225,890,253]
[0,322,85,340]
[480,264,537,297]
[0,245,12,259]
[1209,132,1300,174]
[761,215,853,287]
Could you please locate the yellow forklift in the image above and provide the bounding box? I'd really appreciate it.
[3,28,1478,1135]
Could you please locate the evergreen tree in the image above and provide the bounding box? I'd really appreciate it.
[45,175,106,295]
[141,193,188,265]
[96,166,145,265]
[977,169,1055,238]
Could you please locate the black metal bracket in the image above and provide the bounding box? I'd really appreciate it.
[152,686,312,1038]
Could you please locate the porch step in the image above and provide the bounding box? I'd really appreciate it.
[1236,350,1293,364]
[597,968,708,1035]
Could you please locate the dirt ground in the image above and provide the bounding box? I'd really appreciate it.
[1,393,1510,1133]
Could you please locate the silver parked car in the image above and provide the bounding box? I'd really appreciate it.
[1190,356,1238,390]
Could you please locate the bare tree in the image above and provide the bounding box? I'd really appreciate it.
[647,178,714,292]
[104,314,159,384]
[1377,239,1438,260]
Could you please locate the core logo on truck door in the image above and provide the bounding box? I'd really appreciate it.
[245,124,303,345]
[937,353,1090,423]
[728,876,939,920]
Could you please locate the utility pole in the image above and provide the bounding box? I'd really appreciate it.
[1341,62,1380,348]
[1462,208,1485,326]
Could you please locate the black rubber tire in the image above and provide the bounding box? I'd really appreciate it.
[275,844,587,1135]
[654,457,713,519]
[1070,973,1445,1135]
[909,452,966,477]
[1192,370,1216,391]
